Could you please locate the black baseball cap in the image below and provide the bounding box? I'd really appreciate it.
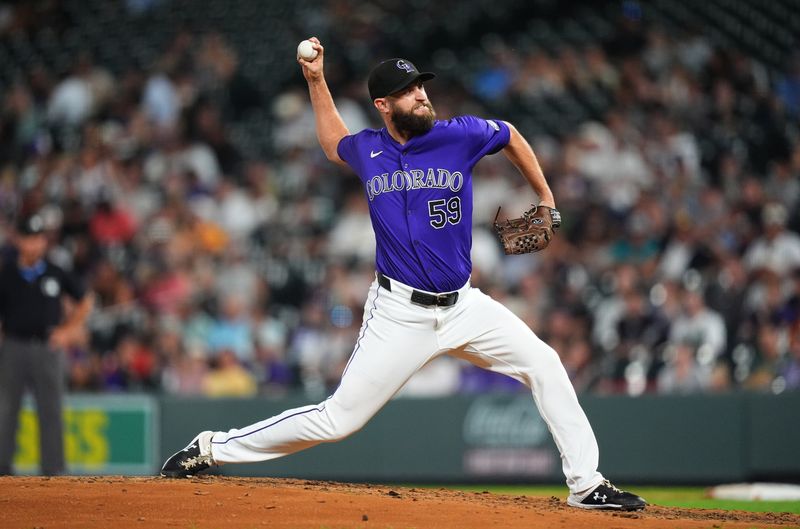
[367,58,435,100]
[16,214,46,236]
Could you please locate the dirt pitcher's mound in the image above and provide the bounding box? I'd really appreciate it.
[2,476,799,529]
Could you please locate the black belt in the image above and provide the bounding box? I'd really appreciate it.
[377,273,459,307]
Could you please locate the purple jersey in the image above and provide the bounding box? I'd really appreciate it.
[337,115,510,292]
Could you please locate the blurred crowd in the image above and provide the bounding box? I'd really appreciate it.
[1,0,799,398]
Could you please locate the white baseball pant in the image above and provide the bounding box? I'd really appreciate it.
[209,275,605,494]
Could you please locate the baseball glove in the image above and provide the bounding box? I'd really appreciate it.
[493,204,562,255]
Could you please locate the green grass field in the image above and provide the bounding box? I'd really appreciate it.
[432,485,800,514]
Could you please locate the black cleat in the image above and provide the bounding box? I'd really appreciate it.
[160,431,215,478]
[567,480,647,511]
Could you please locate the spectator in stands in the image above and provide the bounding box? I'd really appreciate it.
[214,247,262,309]
[764,158,800,215]
[615,288,670,383]
[705,257,750,358]
[658,211,700,281]
[87,259,146,354]
[327,192,375,264]
[287,301,333,396]
[116,334,159,390]
[561,339,600,394]
[207,294,254,364]
[3,83,43,153]
[143,258,193,317]
[707,361,733,393]
[744,324,785,391]
[162,342,209,395]
[743,202,800,277]
[610,211,661,271]
[88,196,137,247]
[203,349,257,397]
[474,39,518,101]
[47,57,95,128]
[252,307,291,391]
[143,65,182,131]
[657,343,706,394]
[591,264,641,352]
[668,286,727,372]
[575,118,653,215]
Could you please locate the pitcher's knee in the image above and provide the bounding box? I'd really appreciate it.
[320,408,369,442]
[525,345,568,383]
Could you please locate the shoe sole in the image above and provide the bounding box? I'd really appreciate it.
[567,498,646,511]
[160,472,201,478]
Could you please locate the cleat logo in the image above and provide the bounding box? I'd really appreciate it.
[594,492,607,503]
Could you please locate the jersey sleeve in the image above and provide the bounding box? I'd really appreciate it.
[336,133,363,174]
[456,115,511,166]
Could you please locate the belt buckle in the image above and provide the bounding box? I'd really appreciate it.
[436,292,458,306]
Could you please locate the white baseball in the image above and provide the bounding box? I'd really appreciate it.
[297,40,318,61]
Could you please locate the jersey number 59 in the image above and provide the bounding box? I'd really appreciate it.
[428,197,461,229]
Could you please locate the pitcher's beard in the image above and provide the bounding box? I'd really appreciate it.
[391,103,436,137]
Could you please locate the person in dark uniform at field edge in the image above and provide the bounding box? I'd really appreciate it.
[0,214,93,475]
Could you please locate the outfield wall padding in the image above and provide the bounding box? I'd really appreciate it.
[158,392,800,484]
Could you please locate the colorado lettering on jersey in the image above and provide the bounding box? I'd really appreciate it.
[366,168,464,201]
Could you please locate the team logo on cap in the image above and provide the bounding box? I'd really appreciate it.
[396,60,414,73]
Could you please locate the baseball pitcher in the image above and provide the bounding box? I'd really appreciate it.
[161,38,646,511]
